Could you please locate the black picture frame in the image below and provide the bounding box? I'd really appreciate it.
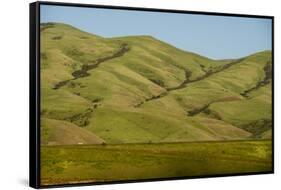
[30,1,274,189]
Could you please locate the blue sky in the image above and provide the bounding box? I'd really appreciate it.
[41,5,272,59]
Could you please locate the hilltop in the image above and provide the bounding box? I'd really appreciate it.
[40,23,272,145]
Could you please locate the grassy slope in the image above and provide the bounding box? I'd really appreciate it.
[140,51,272,139]
[41,140,272,185]
[41,118,105,145]
[41,23,272,144]
[207,54,272,136]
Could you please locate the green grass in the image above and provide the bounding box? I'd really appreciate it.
[41,118,105,145]
[40,23,273,185]
[40,23,272,144]
[41,140,272,186]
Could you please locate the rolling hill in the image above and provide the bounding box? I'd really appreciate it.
[40,22,272,145]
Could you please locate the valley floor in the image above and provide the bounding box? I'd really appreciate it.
[41,140,272,186]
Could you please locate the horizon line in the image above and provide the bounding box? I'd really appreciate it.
[40,22,272,60]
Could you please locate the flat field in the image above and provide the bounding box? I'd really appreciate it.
[40,23,273,186]
[41,140,272,186]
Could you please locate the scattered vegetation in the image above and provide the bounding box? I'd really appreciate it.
[41,140,272,185]
[40,23,272,185]
[41,22,272,144]
[52,36,62,40]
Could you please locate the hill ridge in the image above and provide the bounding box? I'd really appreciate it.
[40,22,272,144]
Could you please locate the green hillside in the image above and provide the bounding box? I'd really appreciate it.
[40,23,272,144]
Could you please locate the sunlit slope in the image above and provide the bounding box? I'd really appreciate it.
[40,23,123,122]
[40,23,272,144]
[141,51,272,139]
[41,23,122,85]
[41,118,105,145]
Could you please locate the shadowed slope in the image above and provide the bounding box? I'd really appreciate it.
[40,23,272,144]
